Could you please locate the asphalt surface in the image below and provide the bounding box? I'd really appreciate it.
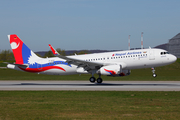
[0,81,180,91]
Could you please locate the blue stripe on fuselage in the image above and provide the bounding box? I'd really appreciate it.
[28,61,72,68]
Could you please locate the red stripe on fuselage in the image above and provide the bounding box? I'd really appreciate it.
[18,66,66,73]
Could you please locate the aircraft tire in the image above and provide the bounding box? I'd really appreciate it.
[153,74,157,78]
[97,78,103,83]
[89,77,96,83]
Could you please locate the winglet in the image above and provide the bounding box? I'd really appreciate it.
[48,44,60,55]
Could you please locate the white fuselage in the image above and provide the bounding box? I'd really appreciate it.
[37,48,177,75]
[7,48,177,76]
[7,34,177,83]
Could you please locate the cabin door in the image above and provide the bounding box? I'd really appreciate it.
[149,50,155,60]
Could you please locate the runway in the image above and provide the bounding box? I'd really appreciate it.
[0,81,180,91]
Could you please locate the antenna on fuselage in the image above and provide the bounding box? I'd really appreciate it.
[141,32,143,49]
[128,35,130,50]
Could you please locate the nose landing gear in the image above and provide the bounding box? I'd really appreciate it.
[151,67,157,78]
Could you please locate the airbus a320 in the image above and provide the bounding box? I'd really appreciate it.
[7,34,177,83]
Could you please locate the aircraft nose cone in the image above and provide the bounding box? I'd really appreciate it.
[171,55,177,63]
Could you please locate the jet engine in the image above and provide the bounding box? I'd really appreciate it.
[97,65,130,76]
[110,69,131,77]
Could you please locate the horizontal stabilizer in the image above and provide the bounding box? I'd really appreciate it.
[6,63,29,69]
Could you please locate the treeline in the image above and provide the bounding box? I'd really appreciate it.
[0,50,14,61]
[0,49,90,61]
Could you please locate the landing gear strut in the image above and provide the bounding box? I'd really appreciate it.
[97,74,103,83]
[89,70,96,83]
[151,67,157,78]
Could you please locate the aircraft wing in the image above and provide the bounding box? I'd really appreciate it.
[48,44,103,70]
[57,54,103,70]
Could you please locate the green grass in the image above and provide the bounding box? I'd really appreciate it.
[0,62,7,67]
[0,59,180,80]
[0,60,180,119]
[0,91,180,120]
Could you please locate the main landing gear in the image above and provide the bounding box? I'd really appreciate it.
[89,74,103,83]
[89,77,103,83]
[151,67,157,78]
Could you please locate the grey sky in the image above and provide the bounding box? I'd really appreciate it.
[0,0,180,52]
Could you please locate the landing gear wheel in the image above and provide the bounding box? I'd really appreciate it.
[89,77,96,83]
[153,74,157,78]
[97,78,103,83]
[151,67,157,78]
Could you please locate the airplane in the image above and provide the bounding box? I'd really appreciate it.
[7,34,177,83]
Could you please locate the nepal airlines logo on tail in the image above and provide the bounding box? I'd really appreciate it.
[10,38,20,49]
[8,34,34,65]
[8,34,71,73]
[8,35,24,64]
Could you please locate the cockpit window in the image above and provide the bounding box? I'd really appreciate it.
[160,52,169,55]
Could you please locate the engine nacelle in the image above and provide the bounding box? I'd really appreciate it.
[76,67,88,74]
[97,65,131,76]
[109,69,131,77]
[98,65,121,75]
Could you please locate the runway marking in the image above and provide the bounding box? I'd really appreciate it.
[0,81,180,91]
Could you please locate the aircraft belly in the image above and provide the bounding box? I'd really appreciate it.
[125,58,157,69]
[126,58,145,69]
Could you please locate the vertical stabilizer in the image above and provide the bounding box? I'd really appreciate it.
[8,34,40,65]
